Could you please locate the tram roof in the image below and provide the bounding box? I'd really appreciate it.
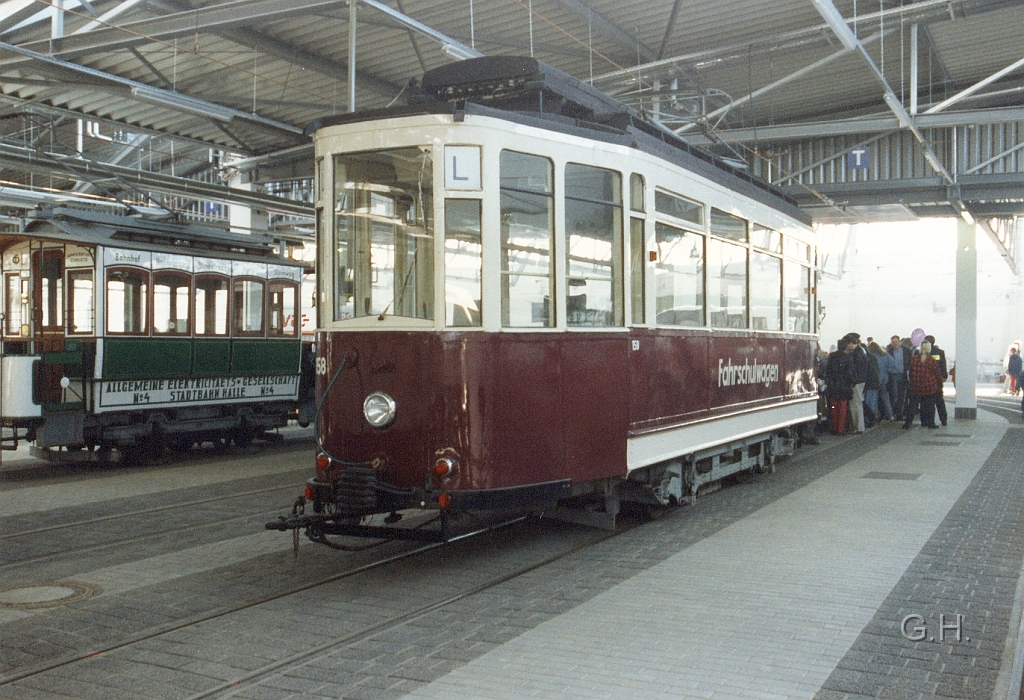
[310,57,812,227]
[2,207,306,267]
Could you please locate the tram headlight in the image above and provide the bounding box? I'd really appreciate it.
[363,391,397,428]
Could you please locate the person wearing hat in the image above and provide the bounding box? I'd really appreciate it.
[924,334,949,426]
[904,340,944,429]
[845,332,869,433]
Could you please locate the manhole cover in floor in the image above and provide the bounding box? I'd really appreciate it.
[862,471,923,481]
[0,581,101,609]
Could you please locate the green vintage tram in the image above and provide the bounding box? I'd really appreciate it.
[0,207,313,462]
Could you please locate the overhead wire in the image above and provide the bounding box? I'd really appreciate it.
[28,0,332,106]
[35,0,848,220]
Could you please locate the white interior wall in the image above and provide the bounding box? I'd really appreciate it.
[816,218,1023,365]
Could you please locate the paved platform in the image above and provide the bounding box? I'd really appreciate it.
[3,412,1024,699]
[389,411,1024,700]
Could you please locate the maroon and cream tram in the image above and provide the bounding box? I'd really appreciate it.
[269,57,818,545]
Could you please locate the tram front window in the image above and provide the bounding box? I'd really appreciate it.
[36,250,63,330]
[444,199,482,327]
[500,150,554,328]
[333,148,434,321]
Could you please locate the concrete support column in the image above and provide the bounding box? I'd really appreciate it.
[955,219,978,419]
[228,172,269,234]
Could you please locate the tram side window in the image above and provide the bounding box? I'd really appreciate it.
[5,273,27,336]
[153,270,190,335]
[655,190,703,227]
[268,281,298,337]
[333,147,434,321]
[106,268,149,334]
[750,251,781,330]
[655,222,704,327]
[707,239,747,328]
[630,174,645,212]
[67,270,94,334]
[709,209,748,328]
[233,279,265,335]
[630,218,645,324]
[444,199,482,327]
[752,224,782,253]
[500,150,555,328]
[195,274,229,336]
[564,163,623,327]
[784,260,811,333]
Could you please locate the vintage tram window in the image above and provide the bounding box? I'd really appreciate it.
[34,249,64,330]
[707,238,747,328]
[749,251,782,331]
[444,199,482,327]
[784,260,811,333]
[630,218,646,325]
[752,224,782,253]
[787,237,811,263]
[5,273,28,336]
[195,274,229,336]
[630,173,645,212]
[564,163,623,327]
[654,222,704,327]
[153,270,190,335]
[106,268,149,334]
[268,281,298,337]
[710,208,748,243]
[500,150,554,328]
[67,270,94,335]
[333,147,434,321]
[233,278,265,335]
[654,189,702,227]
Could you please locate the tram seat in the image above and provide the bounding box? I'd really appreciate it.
[451,303,481,327]
[657,309,701,326]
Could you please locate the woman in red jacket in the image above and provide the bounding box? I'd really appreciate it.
[904,341,944,429]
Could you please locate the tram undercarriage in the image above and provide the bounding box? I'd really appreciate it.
[5,401,296,463]
[267,425,809,545]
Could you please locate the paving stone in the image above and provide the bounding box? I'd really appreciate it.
[815,424,1024,699]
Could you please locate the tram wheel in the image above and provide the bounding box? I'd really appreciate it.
[119,443,150,466]
[166,436,195,453]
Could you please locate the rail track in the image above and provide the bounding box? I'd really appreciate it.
[0,513,602,693]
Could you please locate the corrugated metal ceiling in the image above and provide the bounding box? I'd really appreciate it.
[0,0,1020,220]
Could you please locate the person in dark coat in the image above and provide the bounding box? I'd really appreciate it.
[924,334,948,426]
[863,348,880,427]
[846,333,869,433]
[887,335,908,420]
[904,341,944,429]
[1008,348,1023,396]
[825,338,856,435]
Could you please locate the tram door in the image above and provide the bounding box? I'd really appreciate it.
[31,245,66,406]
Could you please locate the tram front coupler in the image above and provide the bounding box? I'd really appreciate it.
[264,495,324,555]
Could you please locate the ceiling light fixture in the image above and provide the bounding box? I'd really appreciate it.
[441,43,476,61]
[130,86,235,122]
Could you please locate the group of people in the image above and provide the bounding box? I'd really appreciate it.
[821,332,949,435]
